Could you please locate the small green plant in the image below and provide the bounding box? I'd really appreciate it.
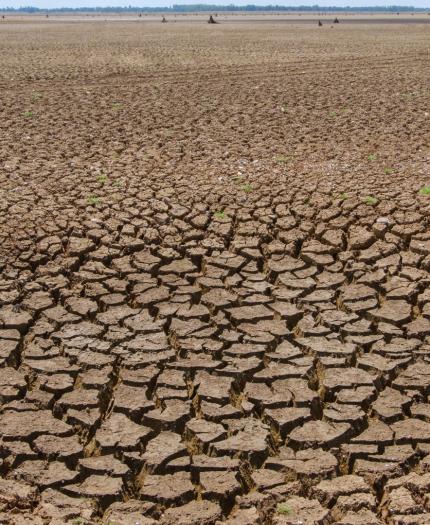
[112,179,122,187]
[112,102,122,110]
[367,154,377,161]
[214,210,226,219]
[419,186,430,196]
[97,175,108,185]
[277,502,292,515]
[363,196,378,205]
[242,183,253,193]
[338,192,348,200]
[384,168,393,174]
[31,92,42,102]
[329,111,337,118]
[87,195,100,206]
[111,151,119,159]
[274,155,289,164]
[23,110,33,118]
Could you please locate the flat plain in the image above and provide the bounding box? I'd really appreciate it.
[1,13,430,524]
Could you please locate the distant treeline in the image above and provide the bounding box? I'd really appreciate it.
[1,5,428,13]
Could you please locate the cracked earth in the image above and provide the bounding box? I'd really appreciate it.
[1,15,430,525]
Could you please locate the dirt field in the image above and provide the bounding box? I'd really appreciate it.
[1,14,430,524]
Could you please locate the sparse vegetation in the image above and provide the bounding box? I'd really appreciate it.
[23,110,33,118]
[363,195,378,205]
[97,175,108,185]
[242,183,253,193]
[274,155,289,164]
[384,168,393,174]
[367,154,377,161]
[31,92,42,102]
[419,186,430,195]
[87,195,100,205]
[214,210,226,219]
[277,502,292,515]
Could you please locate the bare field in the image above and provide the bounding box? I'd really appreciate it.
[1,17,430,524]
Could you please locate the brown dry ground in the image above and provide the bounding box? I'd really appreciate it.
[1,15,430,525]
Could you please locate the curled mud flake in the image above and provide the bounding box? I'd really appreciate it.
[139,471,195,506]
[160,500,222,525]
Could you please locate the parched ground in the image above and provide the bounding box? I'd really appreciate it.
[1,14,430,524]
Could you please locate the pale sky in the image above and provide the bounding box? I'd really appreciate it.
[1,0,429,8]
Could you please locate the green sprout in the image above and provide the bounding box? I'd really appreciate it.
[112,179,122,187]
[338,192,348,200]
[329,111,337,118]
[23,110,33,118]
[384,168,393,174]
[97,175,108,185]
[363,196,378,205]
[214,211,226,219]
[87,195,100,206]
[112,102,122,110]
[277,502,292,515]
[367,154,377,161]
[419,186,430,196]
[242,183,253,193]
[111,151,119,159]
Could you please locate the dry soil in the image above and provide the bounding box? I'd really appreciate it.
[1,14,430,525]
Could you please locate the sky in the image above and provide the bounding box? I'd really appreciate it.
[1,0,429,8]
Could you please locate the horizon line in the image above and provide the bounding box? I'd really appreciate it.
[3,4,430,11]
